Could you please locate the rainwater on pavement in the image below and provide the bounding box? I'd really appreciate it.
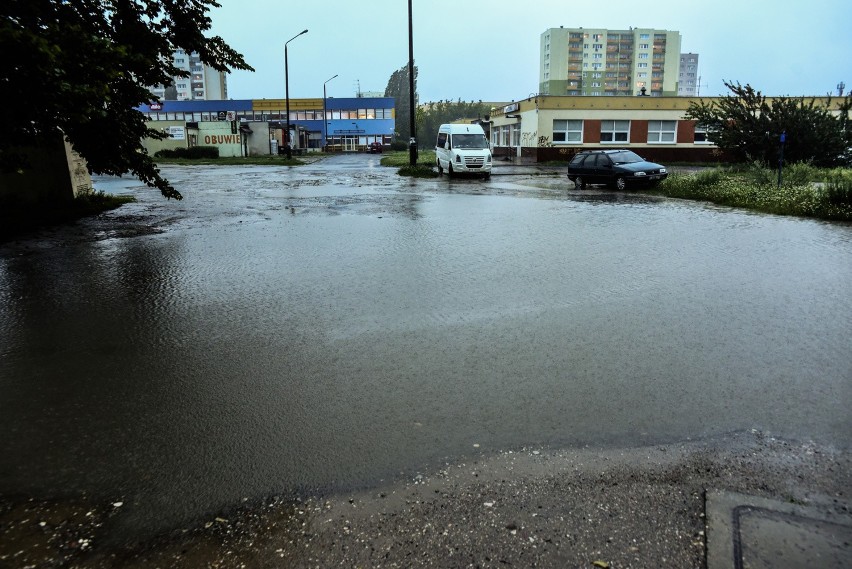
[1,153,850,541]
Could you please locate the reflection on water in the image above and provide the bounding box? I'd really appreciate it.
[1,157,851,539]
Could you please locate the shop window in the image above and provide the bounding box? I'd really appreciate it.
[694,124,710,144]
[552,119,583,143]
[600,120,629,142]
[648,120,676,143]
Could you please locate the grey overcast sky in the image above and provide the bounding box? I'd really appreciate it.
[209,0,851,102]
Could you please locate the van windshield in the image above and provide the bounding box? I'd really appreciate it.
[452,134,488,149]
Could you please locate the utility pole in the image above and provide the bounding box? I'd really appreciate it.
[407,0,417,166]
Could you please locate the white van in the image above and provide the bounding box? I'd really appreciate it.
[435,123,492,178]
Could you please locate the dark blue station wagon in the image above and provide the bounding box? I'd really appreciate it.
[567,149,668,190]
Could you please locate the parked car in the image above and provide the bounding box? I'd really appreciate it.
[567,149,667,190]
[368,142,383,153]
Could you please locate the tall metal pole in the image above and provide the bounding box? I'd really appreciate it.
[323,74,338,151]
[285,29,308,159]
[407,0,417,166]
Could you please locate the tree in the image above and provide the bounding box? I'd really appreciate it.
[415,100,493,149]
[685,81,852,167]
[1,0,253,200]
[384,64,417,145]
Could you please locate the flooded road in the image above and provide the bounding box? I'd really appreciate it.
[1,154,850,541]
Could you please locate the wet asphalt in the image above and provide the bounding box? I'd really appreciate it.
[1,154,850,567]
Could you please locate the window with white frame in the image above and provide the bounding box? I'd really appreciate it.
[553,119,583,143]
[511,124,521,146]
[694,124,710,143]
[600,120,629,142]
[648,120,677,143]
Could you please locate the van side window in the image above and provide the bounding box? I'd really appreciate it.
[436,132,447,148]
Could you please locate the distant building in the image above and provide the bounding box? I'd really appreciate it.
[148,49,228,101]
[540,27,682,97]
[136,97,395,156]
[678,53,700,96]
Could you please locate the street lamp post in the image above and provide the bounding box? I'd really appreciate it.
[323,74,338,152]
[285,29,308,159]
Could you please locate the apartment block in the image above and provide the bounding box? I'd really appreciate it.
[148,49,228,101]
[678,53,700,96]
[540,27,682,97]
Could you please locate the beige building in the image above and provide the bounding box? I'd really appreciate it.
[148,49,228,101]
[489,95,715,163]
[540,27,682,97]
[488,94,849,164]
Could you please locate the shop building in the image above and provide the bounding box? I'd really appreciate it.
[136,97,395,156]
[489,95,721,164]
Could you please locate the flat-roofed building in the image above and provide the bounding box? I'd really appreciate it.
[540,27,682,97]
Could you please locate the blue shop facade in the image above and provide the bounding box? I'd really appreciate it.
[135,97,395,156]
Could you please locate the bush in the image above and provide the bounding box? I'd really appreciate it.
[153,146,219,159]
[781,162,817,186]
[824,172,852,205]
[654,166,852,220]
[742,161,776,185]
[398,164,438,178]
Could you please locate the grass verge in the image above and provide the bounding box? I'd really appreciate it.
[380,150,439,178]
[646,165,852,221]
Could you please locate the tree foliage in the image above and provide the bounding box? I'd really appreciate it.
[1,0,253,199]
[685,81,852,167]
[384,63,417,144]
[415,100,493,149]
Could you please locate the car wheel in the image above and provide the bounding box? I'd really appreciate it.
[574,176,585,189]
[437,159,443,175]
[615,176,627,191]
[448,163,454,177]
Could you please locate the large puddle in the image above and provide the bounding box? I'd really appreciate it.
[2,154,850,539]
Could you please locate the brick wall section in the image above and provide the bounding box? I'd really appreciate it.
[584,120,601,143]
[677,120,695,143]
[630,120,648,144]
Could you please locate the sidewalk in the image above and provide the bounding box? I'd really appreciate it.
[2,431,848,568]
[706,490,851,569]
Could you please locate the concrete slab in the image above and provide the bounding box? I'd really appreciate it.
[706,490,852,569]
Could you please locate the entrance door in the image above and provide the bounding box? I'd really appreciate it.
[343,136,357,152]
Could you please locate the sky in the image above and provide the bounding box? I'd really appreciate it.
[208,0,852,103]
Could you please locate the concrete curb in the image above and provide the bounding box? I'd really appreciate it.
[706,490,851,569]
